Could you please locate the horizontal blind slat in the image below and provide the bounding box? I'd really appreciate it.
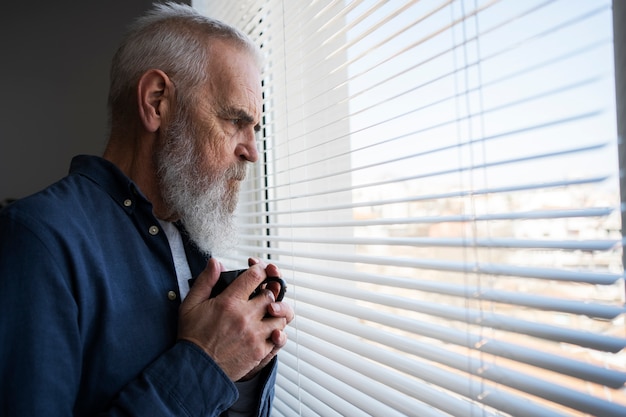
[239,205,615,227]
[241,200,614,223]
[235,244,623,285]
[239,233,620,251]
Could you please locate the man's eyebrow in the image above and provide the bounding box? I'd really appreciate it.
[221,107,262,132]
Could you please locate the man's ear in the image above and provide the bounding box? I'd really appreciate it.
[137,69,174,133]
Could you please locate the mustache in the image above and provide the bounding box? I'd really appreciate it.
[226,161,248,181]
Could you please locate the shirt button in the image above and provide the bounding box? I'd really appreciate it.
[167,290,177,301]
[123,199,132,207]
[149,225,159,235]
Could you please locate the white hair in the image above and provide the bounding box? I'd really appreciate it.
[107,1,262,129]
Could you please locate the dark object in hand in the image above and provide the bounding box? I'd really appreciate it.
[189,269,287,301]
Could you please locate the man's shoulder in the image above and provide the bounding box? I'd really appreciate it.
[1,175,94,230]
[0,157,116,229]
[4,155,130,213]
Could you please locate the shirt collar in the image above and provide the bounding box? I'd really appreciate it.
[68,155,210,268]
[68,155,152,215]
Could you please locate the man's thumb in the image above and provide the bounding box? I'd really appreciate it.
[185,258,221,304]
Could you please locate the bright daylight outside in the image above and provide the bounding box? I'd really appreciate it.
[195,0,625,416]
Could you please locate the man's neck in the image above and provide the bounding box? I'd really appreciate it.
[103,133,176,222]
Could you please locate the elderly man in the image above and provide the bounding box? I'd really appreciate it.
[0,2,293,416]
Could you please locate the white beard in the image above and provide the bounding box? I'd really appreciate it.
[155,109,246,256]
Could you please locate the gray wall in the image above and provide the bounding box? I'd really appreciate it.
[0,1,188,201]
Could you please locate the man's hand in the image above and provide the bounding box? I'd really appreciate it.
[178,257,294,381]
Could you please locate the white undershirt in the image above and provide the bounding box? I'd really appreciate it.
[158,220,259,417]
[158,220,192,300]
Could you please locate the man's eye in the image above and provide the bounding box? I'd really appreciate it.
[231,119,241,126]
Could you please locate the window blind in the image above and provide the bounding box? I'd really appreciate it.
[193,0,626,416]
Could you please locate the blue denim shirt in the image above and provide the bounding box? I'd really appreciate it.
[0,155,276,416]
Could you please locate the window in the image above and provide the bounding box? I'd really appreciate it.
[193,0,625,415]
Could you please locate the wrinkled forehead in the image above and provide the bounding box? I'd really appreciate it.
[206,40,263,118]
